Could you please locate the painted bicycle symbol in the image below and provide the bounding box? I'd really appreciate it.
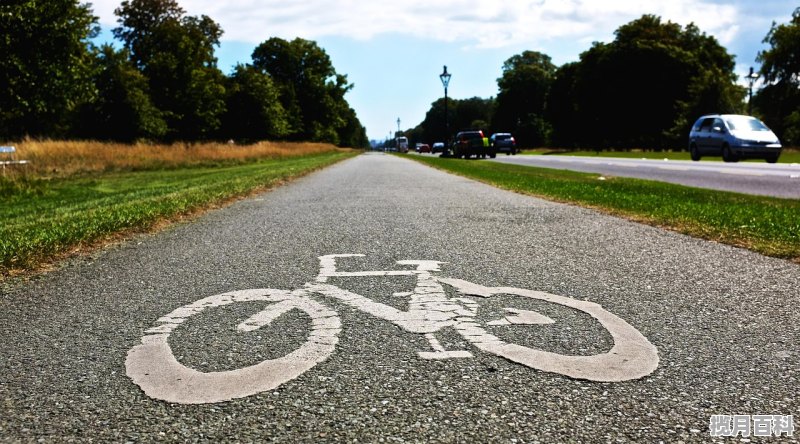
[126,254,659,404]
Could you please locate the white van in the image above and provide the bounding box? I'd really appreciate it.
[688,114,782,163]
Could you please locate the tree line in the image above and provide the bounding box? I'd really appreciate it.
[403,12,800,150]
[0,0,369,148]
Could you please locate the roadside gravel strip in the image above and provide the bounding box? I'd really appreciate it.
[1,152,798,442]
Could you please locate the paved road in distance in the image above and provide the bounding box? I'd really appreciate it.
[1,153,798,442]
[489,155,800,198]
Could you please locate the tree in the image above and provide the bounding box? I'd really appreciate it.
[113,0,227,140]
[112,0,185,69]
[73,45,167,141]
[755,7,800,146]
[251,37,354,143]
[546,62,580,148]
[417,98,451,143]
[548,15,742,149]
[221,64,289,142]
[453,97,495,134]
[493,51,556,147]
[0,0,98,138]
[758,7,800,85]
[337,107,369,148]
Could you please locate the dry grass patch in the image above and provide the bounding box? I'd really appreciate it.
[4,139,344,179]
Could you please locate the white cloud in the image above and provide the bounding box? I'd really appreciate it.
[90,0,741,48]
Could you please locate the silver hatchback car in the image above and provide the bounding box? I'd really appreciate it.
[688,114,782,163]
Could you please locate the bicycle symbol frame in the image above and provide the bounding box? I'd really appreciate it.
[126,254,659,404]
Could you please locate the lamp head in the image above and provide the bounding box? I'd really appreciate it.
[440,65,451,89]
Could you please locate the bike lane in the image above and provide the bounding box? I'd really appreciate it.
[1,152,798,442]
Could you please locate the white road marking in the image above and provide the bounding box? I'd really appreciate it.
[419,333,473,359]
[518,156,800,178]
[128,255,660,404]
[126,289,340,404]
[488,308,556,326]
[442,280,659,383]
[716,169,764,176]
[656,165,691,172]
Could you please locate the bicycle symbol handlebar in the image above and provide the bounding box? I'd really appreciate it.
[316,254,445,280]
[126,254,659,404]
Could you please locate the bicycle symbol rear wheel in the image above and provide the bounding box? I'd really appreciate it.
[126,289,340,404]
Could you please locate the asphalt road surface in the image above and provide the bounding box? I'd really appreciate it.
[2,152,798,442]
[489,155,800,199]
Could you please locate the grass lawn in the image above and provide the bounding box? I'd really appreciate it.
[1,151,357,274]
[521,148,800,163]
[406,155,800,262]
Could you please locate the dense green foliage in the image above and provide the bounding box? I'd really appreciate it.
[754,7,800,146]
[0,0,99,138]
[251,37,366,146]
[0,0,368,147]
[550,16,744,149]
[494,51,557,147]
[221,64,289,142]
[4,2,797,150]
[73,45,168,141]
[114,0,227,141]
[0,151,357,271]
[407,155,800,261]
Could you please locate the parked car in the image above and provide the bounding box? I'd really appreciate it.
[453,130,495,159]
[431,142,445,153]
[415,143,431,153]
[688,114,782,163]
[490,133,517,155]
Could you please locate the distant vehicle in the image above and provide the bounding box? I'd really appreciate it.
[431,142,445,154]
[453,130,495,159]
[688,114,782,163]
[396,136,409,153]
[416,143,431,153]
[490,133,517,155]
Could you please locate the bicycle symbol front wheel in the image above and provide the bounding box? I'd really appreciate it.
[444,281,658,382]
[126,288,340,404]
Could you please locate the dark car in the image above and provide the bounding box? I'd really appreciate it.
[452,130,495,159]
[688,114,782,163]
[415,143,431,153]
[490,133,517,155]
[431,142,445,153]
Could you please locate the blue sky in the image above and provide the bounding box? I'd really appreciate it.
[89,0,798,142]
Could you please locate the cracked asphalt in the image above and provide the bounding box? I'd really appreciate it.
[1,152,798,442]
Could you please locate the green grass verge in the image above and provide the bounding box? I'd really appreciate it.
[0,151,357,273]
[521,148,800,163]
[407,155,800,262]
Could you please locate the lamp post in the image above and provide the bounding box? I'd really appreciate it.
[745,66,759,115]
[439,65,451,156]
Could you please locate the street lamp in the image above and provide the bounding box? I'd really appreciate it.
[439,65,451,156]
[744,66,759,115]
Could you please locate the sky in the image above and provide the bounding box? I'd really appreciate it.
[88,0,798,142]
